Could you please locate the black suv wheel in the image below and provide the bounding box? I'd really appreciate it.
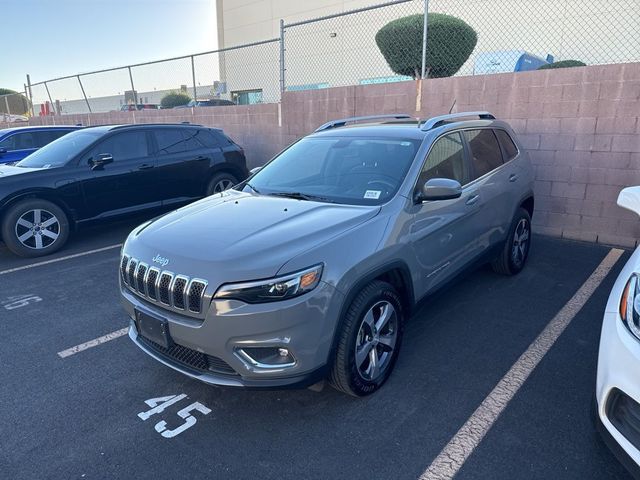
[1,199,70,258]
[207,172,239,195]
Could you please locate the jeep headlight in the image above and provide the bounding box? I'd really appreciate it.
[214,264,323,304]
[619,274,640,341]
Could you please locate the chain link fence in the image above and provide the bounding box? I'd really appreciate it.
[27,39,280,115]
[23,0,640,115]
[282,0,423,90]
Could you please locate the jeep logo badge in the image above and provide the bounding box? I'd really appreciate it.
[152,254,170,267]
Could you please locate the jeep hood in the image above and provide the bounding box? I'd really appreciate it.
[125,190,380,284]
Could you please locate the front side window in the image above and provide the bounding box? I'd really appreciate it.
[245,136,421,205]
[16,130,102,168]
[0,132,36,150]
[0,134,16,150]
[418,132,469,187]
[464,129,503,179]
[91,131,148,162]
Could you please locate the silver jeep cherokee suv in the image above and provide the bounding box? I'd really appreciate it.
[120,112,535,397]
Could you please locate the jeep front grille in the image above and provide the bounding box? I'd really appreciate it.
[121,255,208,314]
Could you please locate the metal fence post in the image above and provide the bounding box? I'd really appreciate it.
[44,82,55,114]
[191,55,197,100]
[279,19,286,94]
[421,0,429,79]
[77,75,92,113]
[127,67,138,105]
[26,75,34,117]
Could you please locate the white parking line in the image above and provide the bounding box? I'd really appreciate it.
[420,247,624,480]
[57,327,129,358]
[0,244,122,276]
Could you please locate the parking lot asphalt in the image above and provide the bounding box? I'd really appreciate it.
[0,221,634,480]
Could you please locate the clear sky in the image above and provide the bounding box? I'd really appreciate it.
[1,0,217,92]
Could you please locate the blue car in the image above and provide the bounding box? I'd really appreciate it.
[0,125,82,164]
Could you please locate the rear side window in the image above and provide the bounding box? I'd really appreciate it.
[463,129,503,179]
[196,129,232,149]
[155,129,185,154]
[495,129,519,161]
[419,132,469,186]
[221,133,235,145]
[94,131,148,161]
[182,129,207,151]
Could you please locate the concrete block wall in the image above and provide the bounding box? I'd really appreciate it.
[5,62,640,247]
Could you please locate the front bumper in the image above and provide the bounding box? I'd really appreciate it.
[121,281,344,388]
[596,310,640,476]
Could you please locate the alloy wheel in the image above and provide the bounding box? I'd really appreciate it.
[511,218,530,268]
[354,300,398,382]
[213,179,234,193]
[14,209,60,250]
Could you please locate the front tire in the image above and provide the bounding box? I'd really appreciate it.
[491,207,531,275]
[1,199,70,258]
[206,172,239,196]
[329,281,404,397]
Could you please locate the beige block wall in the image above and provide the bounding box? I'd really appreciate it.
[7,62,640,247]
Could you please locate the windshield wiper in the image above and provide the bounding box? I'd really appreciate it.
[245,182,261,194]
[268,191,332,202]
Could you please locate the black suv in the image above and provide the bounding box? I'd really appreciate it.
[0,123,248,257]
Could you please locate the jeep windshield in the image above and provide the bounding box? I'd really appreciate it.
[16,130,102,169]
[243,136,421,206]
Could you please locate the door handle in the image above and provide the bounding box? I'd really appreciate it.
[466,194,480,206]
[138,163,154,170]
[509,174,519,182]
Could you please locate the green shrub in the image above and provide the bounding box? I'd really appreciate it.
[538,60,586,70]
[0,88,31,115]
[375,13,477,79]
[160,91,191,108]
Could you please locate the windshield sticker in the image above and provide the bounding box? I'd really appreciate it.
[364,190,381,199]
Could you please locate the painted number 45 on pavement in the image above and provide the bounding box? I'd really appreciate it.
[138,394,211,438]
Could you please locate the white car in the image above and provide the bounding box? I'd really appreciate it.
[596,186,640,478]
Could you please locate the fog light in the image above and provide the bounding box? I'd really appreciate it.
[235,347,296,369]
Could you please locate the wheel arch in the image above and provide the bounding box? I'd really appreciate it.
[0,191,77,229]
[519,195,534,219]
[327,261,415,367]
[207,163,247,184]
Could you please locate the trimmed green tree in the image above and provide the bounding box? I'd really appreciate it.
[375,13,477,79]
[160,91,191,108]
[538,60,586,70]
[0,88,31,115]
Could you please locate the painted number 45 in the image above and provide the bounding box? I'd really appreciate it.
[138,394,211,438]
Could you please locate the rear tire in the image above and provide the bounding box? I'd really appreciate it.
[1,198,70,258]
[491,207,531,275]
[206,172,239,196]
[329,281,404,397]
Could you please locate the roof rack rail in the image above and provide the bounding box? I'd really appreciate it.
[315,114,413,132]
[110,122,203,129]
[420,111,495,131]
